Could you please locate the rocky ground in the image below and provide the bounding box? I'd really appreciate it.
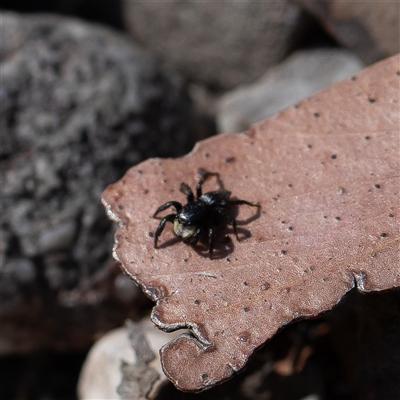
[1,2,399,399]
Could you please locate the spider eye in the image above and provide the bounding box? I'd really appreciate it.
[173,220,196,239]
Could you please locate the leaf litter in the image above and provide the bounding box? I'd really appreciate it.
[102,54,400,392]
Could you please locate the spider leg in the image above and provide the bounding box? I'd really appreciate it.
[180,183,194,203]
[215,207,239,241]
[189,226,204,247]
[228,199,260,207]
[154,214,176,248]
[196,170,219,198]
[153,201,182,217]
[208,227,216,258]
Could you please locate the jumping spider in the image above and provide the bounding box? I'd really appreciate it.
[153,171,259,257]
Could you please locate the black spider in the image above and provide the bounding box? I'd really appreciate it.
[153,171,260,257]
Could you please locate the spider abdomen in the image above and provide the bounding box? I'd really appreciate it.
[200,190,231,206]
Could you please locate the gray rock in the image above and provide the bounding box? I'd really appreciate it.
[123,1,304,89]
[38,221,77,253]
[0,12,196,353]
[217,49,364,133]
[3,258,36,284]
[44,259,67,290]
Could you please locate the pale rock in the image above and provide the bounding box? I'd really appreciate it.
[217,49,364,133]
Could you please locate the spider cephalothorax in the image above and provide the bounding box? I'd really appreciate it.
[153,171,259,257]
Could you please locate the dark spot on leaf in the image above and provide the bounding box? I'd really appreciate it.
[288,226,293,231]
[294,103,300,109]
[243,307,250,312]
[224,156,235,163]
[194,300,200,305]
[162,179,167,183]
[204,153,210,158]
[288,183,293,188]
[375,184,381,189]
[396,71,400,76]
[238,332,250,342]
[201,373,208,380]
[118,204,123,210]
[138,170,142,174]
[368,97,376,103]
[389,213,394,218]
[351,76,357,81]
[261,283,270,291]
[313,112,320,118]
[184,259,188,263]
[226,258,230,262]
[365,136,371,140]
[380,232,387,237]
[335,216,341,221]
[281,250,287,255]
[243,282,248,286]
[148,232,154,238]
[307,144,312,149]
[331,154,337,159]
[371,252,376,258]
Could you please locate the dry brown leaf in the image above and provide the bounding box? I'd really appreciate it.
[102,54,400,392]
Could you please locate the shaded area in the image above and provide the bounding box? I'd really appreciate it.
[1,0,124,30]
[0,352,87,400]
[3,275,400,398]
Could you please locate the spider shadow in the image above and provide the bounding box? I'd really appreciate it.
[155,236,181,250]
[191,204,261,260]
[155,234,235,260]
[191,234,235,260]
[229,199,261,230]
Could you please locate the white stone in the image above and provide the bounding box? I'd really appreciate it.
[217,49,364,133]
[78,320,179,399]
